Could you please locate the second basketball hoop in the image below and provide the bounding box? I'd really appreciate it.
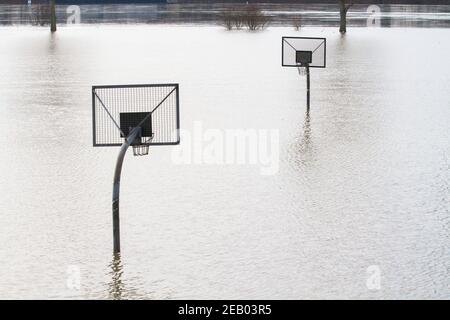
[282,36,326,112]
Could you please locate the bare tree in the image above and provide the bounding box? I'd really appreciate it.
[50,0,56,32]
[292,16,302,31]
[233,12,244,30]
[221,9,234,30]
[31,3,50,26]
[221,5,268,31]
[243,5,269,31]
[339,0,353,34]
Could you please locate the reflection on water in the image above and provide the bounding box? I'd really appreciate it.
[301,112,312,154]
[1,4,450,28]
[108,254,125,300]
[106,254,154,300]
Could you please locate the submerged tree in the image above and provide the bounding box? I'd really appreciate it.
[50,0,56,32]
[339,0,353,34]
[243,5,269,31]
[31,3,50,26]
[220,5,268,31]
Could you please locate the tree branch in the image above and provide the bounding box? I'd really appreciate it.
[345,1,354,13]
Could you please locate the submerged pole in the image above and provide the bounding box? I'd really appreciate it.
[112,130,139,253]
[306,64,310,113]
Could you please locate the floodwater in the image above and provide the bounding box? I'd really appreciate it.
[0,25,449,299]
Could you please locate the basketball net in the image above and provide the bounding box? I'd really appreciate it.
[132,136,153,156]
[297,63,307,76]
[132,145,149,156]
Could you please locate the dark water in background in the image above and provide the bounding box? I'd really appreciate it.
[1,3,450,27]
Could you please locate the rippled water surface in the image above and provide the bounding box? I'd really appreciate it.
[0,25,449,299]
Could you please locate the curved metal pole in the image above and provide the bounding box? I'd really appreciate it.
[112,130,139,253]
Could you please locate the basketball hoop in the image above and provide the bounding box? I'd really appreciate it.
[297,64,307,76]
[132,135,153,156]
[92,84,180,254]
[132,144,149,156]
[282,37,326,112]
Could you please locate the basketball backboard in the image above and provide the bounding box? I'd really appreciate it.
[282,37,326,68]
[92,84,180,147]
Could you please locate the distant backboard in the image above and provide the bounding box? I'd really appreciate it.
[92,84,180,147]
[282,37,326,68]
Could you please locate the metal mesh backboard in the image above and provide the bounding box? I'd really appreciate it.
[282,37,326,68]
[92,84,180,147]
